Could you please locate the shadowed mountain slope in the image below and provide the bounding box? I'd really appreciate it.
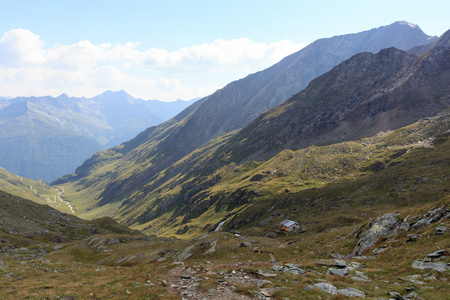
[0,190,141,248]
[57,29,449,237]
[56,22,435,209]
[220,45,450,163]
[116,36,450,233]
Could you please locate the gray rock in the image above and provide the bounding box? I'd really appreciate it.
[261,232,277,238]
[334,259,347,268]
[407,234,421,242]
[240,242,252,248]
[426,249,445,260]
[53,244,64,251]
[412,260,450,272]
[402,291,424,299]
[435,226,447,235]
[176,244,195,261]
[399,222,410,231]
[351,276,371,282]
[412,205,449,230]
[373,245,389,255]
[337,287,366,297]
[313,282,338,295]
[257,270,278,278]
[315,259,335,266]
[327,268,348,276]
[352,213,400,256]
[203,238,218,255]
[389,291,402,299]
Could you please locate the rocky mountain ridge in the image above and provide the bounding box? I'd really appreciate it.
[219,45,450,163]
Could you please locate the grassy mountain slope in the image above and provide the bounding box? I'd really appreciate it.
[0,190,141,248]
[58,32,450,239]
[0,165,79,214]
[56,22,436,220]
[0,187,448,299]
[125,113,450,237]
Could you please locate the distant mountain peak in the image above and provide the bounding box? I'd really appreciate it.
[98,89,132,98]
[57,93,70,99]
[394,20,420,29]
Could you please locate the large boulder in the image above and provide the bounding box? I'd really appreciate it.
[352,213,401,256]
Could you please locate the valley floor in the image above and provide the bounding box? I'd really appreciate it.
[1,201,448,299]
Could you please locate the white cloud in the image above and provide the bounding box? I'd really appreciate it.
[0,29,46,65]
[0,29,307,101]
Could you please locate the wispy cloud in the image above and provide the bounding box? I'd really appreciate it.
[0,29,307,101]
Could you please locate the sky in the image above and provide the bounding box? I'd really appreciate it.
[0,0,449,101]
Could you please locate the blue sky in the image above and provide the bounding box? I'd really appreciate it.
[0,0,449,101]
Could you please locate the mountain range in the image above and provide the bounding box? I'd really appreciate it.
[0,91,197,182]
[48,22,448,237]
[0,20,449,299]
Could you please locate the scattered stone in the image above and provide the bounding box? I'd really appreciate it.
[257,270,278,278]
[261,232,277,238]
[407,234,421,242]
[53,244,64,251]
[260,287,285,297]
[412,205,449,230]
[315,259,335,267]
[327,268,348,276]
[388,291,402,298]
[399,275,425,285]
[412,260,449,272]
[240,242,252,248]
[435,226,447,235]
[402,291,424,299]
[351,276,371,282]
[337,287,366,298]
[334,259,347,268]
[373,245,389,255]
[313,282,337,295]
[257,279,273,287]
[272,263,305,275]
[425,249,445,262]
[347,262,364,270]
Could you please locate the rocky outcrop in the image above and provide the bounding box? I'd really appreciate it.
[412,249,449,272]
[352,204,449,256]
[352,213,401,256]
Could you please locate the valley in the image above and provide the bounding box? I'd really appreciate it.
[0,20,449,299]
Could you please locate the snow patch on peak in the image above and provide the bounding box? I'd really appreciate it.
[396,21,419,29]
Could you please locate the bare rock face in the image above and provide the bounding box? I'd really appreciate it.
[412,205,450,230]
[352,203,449,256]
[352,213,401,256]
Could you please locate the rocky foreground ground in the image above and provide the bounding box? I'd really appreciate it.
[0,202,448,299]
